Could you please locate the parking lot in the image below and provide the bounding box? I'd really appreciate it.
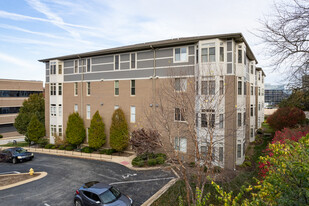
[0,153,175,206]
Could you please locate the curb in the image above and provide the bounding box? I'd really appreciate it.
[0,172,47,190]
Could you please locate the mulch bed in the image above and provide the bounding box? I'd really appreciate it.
[0,174,39,187]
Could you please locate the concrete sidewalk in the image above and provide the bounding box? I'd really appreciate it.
[0,146,162,171]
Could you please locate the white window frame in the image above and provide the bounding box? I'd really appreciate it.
[86,104,90,119]
[74,60,79,74]
[74,104,78,113]
[86,82,90,96]
[130,80,135,96]
[175,108,185,122]
[58,83,62,96]
[174,47,188,63]
[175,78,187,92]
[58,125,62,137]
[86,58,91,73]
[114,105,119,110]
[130,53,136,69]
[201,45,216,63]
[74,82,78,96]
[50,125,56,136]
[130,106,136,123]
[114,55,120,70]
[174,137,187,153]
[51,104,56,116]
[59,104,62,116]
[114,80,119,96]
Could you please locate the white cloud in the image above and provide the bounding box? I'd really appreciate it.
[0,52,36,70]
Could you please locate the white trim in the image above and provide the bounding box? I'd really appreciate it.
[173,46,189,63]
[130,79,136,96]
[114,80,119,96]
[130,106,136,123]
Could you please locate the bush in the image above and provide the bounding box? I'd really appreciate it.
[156,153,167,159]
[100,148,116,155]
[37,138,49,148]
[45,144,54,149]
[110,108,129,152]
[244,160,252,167]
[58,145,66,150]
[189,162,195,167]
[26,115,45,143]
[156,156,165,165]
[65,145,75,151]
[130,128,161,155]
[272,126,309,144]
[204,166,208,173]
[267,107,306,131]
[51,145,56,149]
[82,146,94,153]
[213,166,222,173]
[88,111,106,149]
[66,113,86,146]
[132,156,145,167]
[0,134,3,138]
[147,158,157,166]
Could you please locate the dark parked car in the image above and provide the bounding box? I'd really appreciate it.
[74,181,133,206]
[0,147,34,164]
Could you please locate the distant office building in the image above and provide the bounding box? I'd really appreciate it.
[0,79,43,137]
[264,84,290,106]
[302,75,309,90]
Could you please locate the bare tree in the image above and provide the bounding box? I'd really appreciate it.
[258,0,309,88]
[143,64,240,205]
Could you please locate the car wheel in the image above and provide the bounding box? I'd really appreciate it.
[12,158,17,164]
[75,200,82,206]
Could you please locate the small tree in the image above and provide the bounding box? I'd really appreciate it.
[88,111,106,149]
[26,115,45,143]
[267,107,306,131]
[110,108,129,152]
[14,93,45,135]
[130,128,162,155]
[66,112,86,146]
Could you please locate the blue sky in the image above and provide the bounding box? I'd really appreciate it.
[0,0,283,84]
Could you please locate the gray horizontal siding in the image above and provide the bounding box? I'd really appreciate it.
[121,54,130,61]
[156,48,173,58]
[92,56,113,64]
[156,56,194,67]
[120,62,130,70]
[83,69,154,80]
[64,68,74,74]
[156,66,194,77]
[137,60,154,68]
[64,60,74,67]
[92,64,114,72]
[137,51,153,60]
[46,69,49,76]
[64,74,82,82]
[189,46,194,55]
[46,63,49,69]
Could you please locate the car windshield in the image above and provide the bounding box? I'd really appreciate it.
[14,148,27,154]
[99,187,121,204]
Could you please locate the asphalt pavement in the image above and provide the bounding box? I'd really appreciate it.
[0,153,175,206]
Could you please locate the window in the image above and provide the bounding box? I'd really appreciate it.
[74,104,78,112]
[220,47,224,62]
[251,65,253,74]
[201,81,208,95]
[243,112,246,126]
[251,85,253,95]
[219,147,223,162]
[114,105,119,110]
[130,106,136,123]
[50,63,56,75]
[209,80,215,95]
[210,113,215,128]
[131,80,135,95]
[251,128,254,138]
[114,55,119,70]
[130,53,136,69]
[174,47,187,62]
[259,103,261,111]
[238,81,242,95]
[237,144,241,158]
[174,137,187,153]
[219,80,224,95]
[114,80,119,95]
[59,104,62,116]
[243,142,246,156]
[86,104,90,119]
[251,105,253,116]
[87,82,90,96]
[201,113,207,127]
[244,82,247,95]
[58,125,62,137]
[219,114,223,128]
[201,47,216,62]
[175,78,187,92]
[175,108,185,122]
[58,64,62,74]
[74,82,78,96]
[74,60,78,73]
[201,146,207,156]
[196,48,199,63]
[58,83,62,95]
[51,104,56,116]
[50,125,56,136]
[238,113,242,127]
[258,88,260,96]
[86,58,91,72]
[50,83,56,95]
[196,81,199,95]
[201,110,215,128]
[244,51,247,65]
[238,49,242,63]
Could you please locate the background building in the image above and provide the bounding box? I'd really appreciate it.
[0,79,43,137]
[40,33,265,170]
[264,83,290,107]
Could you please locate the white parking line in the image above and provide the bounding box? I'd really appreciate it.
[44,203,50,206]
[110,177,174,185]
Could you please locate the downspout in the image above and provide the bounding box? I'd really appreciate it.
[150,45,157,129]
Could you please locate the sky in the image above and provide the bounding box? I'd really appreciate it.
[0,0,284,85]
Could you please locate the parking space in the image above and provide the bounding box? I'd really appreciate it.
[0,153,175,206]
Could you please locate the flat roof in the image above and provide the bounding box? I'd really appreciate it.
[39,33,258,63]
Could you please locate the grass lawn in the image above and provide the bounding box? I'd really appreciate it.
[152,123,275,206]
[0,141,29,147]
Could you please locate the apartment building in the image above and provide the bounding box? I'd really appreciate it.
[39,33,265,170]
[0,79,43,137]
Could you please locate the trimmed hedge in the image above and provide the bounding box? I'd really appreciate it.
[100,148,116,155]
[45,144,54,149]
[58,145,66,150]
[65,145,75,151]
[82,146,94,153]
[110,108,129,152]
[132,153,167,167]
